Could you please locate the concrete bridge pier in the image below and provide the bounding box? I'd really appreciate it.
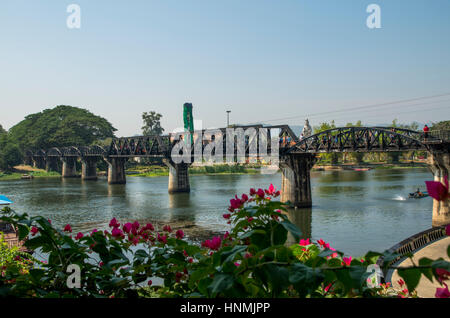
[280,153,317,208]
[61,157,77,178]
[427,152,450,226]
[163,159,191,193]
[106,157,127,184]
[81,157,99,181]
[46,157,60,172]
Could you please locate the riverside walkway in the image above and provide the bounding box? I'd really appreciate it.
[390,236,450,298]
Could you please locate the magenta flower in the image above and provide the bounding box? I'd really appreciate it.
[436,268,450,283]
[176,229,184,240]
[343,256,352,266]
[91,229,98,236]
[241,193,249,202]
[202,236,222,251]
[64,224,72,233]
[446,224,450,236]
[30,226,39,236]
[299,238,310,246]
[229,197,242,211]
[435,283,450,298]
[163,225,172,233]
[148,280,152,286]
[425,175,449,201]
[75,232,84,240]
[249,188,256,196]
[157,233,167,244]
[111,227,124,238]
[256,188,265,198]
[223,213,231,219]
[109,218,120,228]
[144,223,154,231]
[123,223,132,234]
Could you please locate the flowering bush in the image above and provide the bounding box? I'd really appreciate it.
[0,184,449,298]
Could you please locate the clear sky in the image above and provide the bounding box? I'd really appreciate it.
[1,0,449,136]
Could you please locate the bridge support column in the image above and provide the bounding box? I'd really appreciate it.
[81,157,98,181]
[46,157,60,172]
[106,157,127,184]
[163,159,191,193]
[427,152,450,227]
[61,157,77,178]
[280,154,317,208]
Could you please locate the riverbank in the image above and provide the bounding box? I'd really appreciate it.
[0,165,60,181]
[126,164,260,177]
[313,162,428,171]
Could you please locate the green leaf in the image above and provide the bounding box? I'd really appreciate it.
[272,223,288,245]
[280,220,302,242]
[208,274,234,296]
[418,257,434,283]
[17,224,29,241]
[221,245,247,264]
[397,267,421,292]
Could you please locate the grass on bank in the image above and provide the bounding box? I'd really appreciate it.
[127,164,260,177]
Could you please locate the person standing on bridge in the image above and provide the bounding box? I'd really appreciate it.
[423,124,429,140]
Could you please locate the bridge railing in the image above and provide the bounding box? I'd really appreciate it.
[375,224,448,283]
[429,130,450,142]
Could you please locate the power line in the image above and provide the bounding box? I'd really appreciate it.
[246,92,450,125]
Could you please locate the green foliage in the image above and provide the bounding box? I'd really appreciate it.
[0,143,22,171]
[0,187,448,298]
[142,111,164,136]
[8,105,117,151]
[430,120,450,131]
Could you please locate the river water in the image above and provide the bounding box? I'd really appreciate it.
[0,168,433,257]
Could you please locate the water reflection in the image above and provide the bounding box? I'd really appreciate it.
[286,208,312,246]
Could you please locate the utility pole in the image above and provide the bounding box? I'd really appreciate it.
[226,110,231,127]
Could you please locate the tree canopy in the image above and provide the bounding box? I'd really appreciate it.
[142,111,164,136]
[431,120,450,131]
[8,105,117,151]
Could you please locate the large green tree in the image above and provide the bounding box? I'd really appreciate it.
[142,111,164,136]
[8,105,117,151]
[0,143,22,171]
[430,120,450,131]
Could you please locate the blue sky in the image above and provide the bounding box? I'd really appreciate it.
[1,0,449,136]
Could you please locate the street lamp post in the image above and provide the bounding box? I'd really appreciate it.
[226,110,231,127]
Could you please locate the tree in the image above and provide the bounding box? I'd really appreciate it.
[313,121,340,164]
[430,120,450,131]
[142,111,164,136]
[8,105,117,151]
[0,143,22,171]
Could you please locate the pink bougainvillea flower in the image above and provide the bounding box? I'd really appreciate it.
[64,224,72,233]
[132,221,140,230]
[148,280,152,286]
[163,225,172,233]
[435,283,450,298]
[47,219,52,224]
[176,229,184,239]
[111,227,124,239]
[109,218,120,228]
[223,213,231,219]
[203,236,222,251]
[241,193,249,202]
[299,238,310,246]
[99,262,104,267]
[425,175,449,201]
[30,226,39,236]
[244,252,252,259]
[256,188,265,199]
[436,268,450,283]
[143,223,154,231]
[157,233,167,244]
[247,217,254,223]
[249,188,256,196]
[324,283,332,293]
[317,239,326,247]
[446,224,450,236]
[229,197,242,211]
[343,256,352,266]
[266,184,276,195]
[123,223,132,234]
[75,232,84,240]
[91,229,98,235]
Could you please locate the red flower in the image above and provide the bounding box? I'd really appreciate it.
[30,226,39,236]
[229,197,242,211]
[299,238,310,246]
[223,213,231,219]
[241,193,249,202]
[343,256,352,266]
[202,236,222,251]
[111,227,124,238]
[425,175,449,201]
[436,268,450,283]
[123,223,132,233]
[446,224,450,236]
[157,233,167,244]
[148,280,152,286]
[163,225,172,233]
[435,283,450,298]
[249,188,256,196]
[256,189,265,198]
[75,232,84,240]
[144,223,154,231]
[109,218,120,228]
[64,224,72,233]
[176,229,184,239]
